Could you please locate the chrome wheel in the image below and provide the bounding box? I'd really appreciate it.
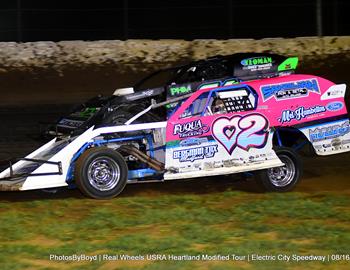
[87,156,120,191]
[267,154,295,187]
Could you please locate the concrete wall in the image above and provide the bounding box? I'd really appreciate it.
[0,37,349,106]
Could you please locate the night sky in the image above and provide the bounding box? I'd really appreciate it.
[0,0,348,42]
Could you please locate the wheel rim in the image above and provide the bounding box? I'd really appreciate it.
[87,156,120,191]
[267,154,296,187]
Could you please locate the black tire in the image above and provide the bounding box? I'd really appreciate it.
[102,103,162,127]
[256,147,302,192]
[103,103,145,126]
[103,110,134,126]
[74,147,128,199]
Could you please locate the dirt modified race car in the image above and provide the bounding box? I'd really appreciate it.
[45,53,298,138]
[0,70,349,199]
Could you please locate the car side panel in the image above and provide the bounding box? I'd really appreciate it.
[247,74,348,127]
[164,73,350,179]
[299,119,350,155]
[164,112,283,179]
[247,74,349,155]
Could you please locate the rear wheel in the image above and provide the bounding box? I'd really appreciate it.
[102,103,163,127]
[256,147,302,192]
[104,110,133,126]
[75,147,128,199]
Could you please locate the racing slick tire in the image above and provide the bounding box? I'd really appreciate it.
[104,110,134,126]
[74,147,128,199]
[102,103,163,127]
[256,147,302,192]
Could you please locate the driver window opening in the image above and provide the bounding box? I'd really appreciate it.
[177,87,257,119]
[179,93,209,119]
[207,87,257,115]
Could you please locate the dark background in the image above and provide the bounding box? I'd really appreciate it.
[0,0,349,42]
[0,0,349,160]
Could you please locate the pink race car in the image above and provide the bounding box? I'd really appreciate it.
[0,73,349,199]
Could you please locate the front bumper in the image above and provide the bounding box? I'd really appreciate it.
[0,158,63,191]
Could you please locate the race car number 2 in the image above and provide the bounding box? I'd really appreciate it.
[212,113,269,154]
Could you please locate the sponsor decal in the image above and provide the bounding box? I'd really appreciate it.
[313,144,323,150]
[279,105,326,124]
[173,145,218,162]
[257,105,269,110]
[126,89,156,101]
[331,138,342,147]
[70,107,100,118]
[179,137,208,147]
[42,140,69,157]
[58,118,85,128]
[342,139,350,145]
[241,56,272,66]
[170,85,191,96]
[309,121,350,142]
[212,113,269,154]
[326,101,343,112]
[240,56,273,72]
[198,82,220,90]
[173,120,210,138]
[223,79,240,86]
[321,84,346,100]
[260,79,320,102]
[247,153,269,162]
[198,78,240,91]
[277,57,298,71]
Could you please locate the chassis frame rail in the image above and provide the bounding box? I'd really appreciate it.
[0,158,62,182]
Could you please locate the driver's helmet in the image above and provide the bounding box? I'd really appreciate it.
[212,98,226,114]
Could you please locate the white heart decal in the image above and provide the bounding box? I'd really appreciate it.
[212,116,241,154]
[212,114,269,154]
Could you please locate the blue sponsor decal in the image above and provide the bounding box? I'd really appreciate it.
[279,105,326,124]
[173,145,218,162]
[326,101,343,112]
[240,56,273,66]
[179,137,208,147]
[309,121,350,142]
[260,79,320,101]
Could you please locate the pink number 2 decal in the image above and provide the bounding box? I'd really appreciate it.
[212,113,269,154]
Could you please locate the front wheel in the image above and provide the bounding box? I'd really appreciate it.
[256,147,302,192]
[74,147,128,199]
